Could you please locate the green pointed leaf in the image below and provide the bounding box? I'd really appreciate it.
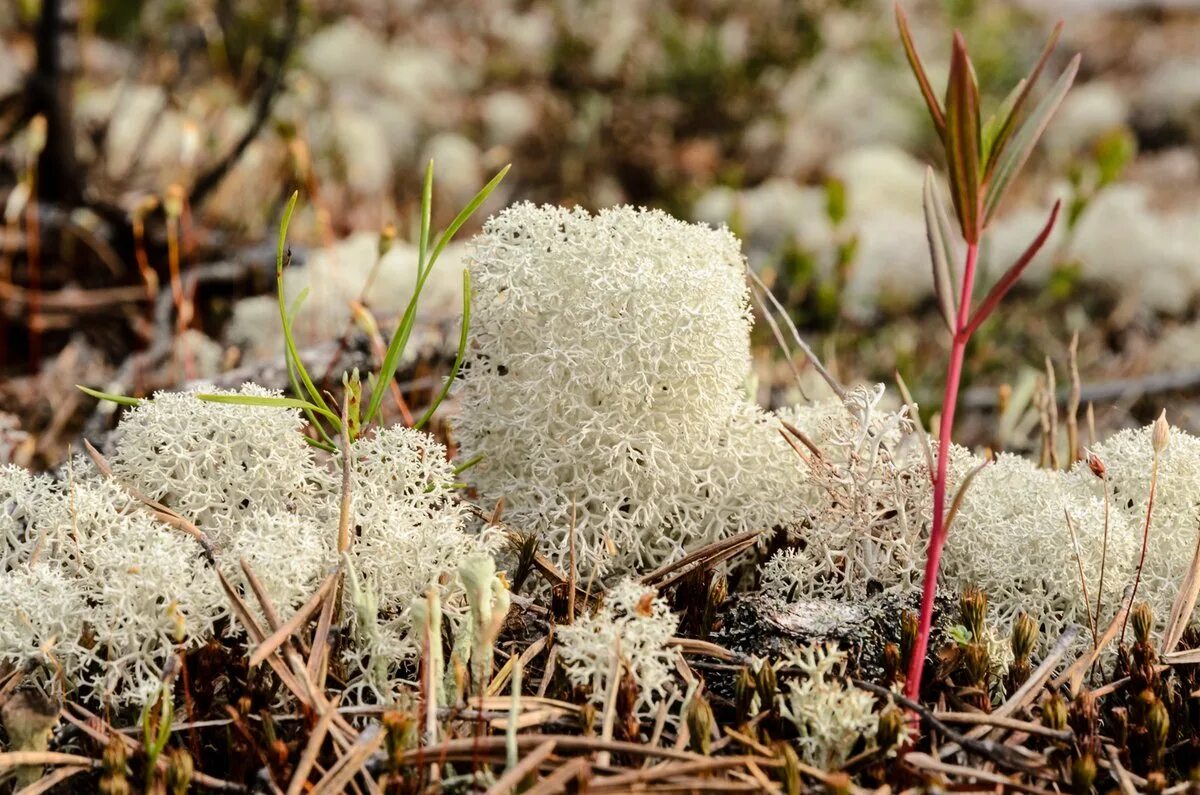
[982,78,1026,166]
[196,392,342,426]
[965,200,1062,336]
[274,191,337,427]
[984,22,1064,181]
[944,32,982,243]
[76,385,142,406]
[415,270,471,430]
[418,160,434,273]
[364,164,509,426]
[983,54,1080,223]
[896,3,945,138]
[922,168,958,335]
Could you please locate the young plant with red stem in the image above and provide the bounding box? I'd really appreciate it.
[896,4,1080,700]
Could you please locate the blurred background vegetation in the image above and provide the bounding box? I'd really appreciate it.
[0,0,1197,468]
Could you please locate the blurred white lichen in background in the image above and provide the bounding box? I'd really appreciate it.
[225,232,465,364]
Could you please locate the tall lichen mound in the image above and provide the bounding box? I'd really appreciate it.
[454,203,806,578]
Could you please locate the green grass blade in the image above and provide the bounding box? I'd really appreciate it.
[275,191,335,418]
[415,270,471,430]
[197,392,343,426]
[282,286,336,441]
[363,165,508,426]
[453,453,484,476]
[304,436,338,453]
[418,160,434,273]
[425,164,510,275]
[76,385,142,406]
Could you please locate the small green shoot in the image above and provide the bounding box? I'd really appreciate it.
[363,162,509,426]
[415,270,472,430]
[76,385,143,406]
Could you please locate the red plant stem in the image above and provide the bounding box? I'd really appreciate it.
[905,241,979,701]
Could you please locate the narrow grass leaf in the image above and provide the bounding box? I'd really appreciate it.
[76,385,142,406]
[425,164,510,275]
[274,191,335,419]
[964,200,1061,336]
[942,458,990,536]
[364,165,509,425]
[922,167,958,334]
[418,160,434,272]
[895,3,945,138]
[895,371,934,483]
[944,33,982,243]
[453,453,484,475]
[983,54,1080,223]
[197,392,342,426]
[983,22,1064,181]
[415,270,471,430]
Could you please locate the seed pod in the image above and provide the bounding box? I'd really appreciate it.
[777,742,802,795]
[1131,601,1154,647]
[1012,611,1038,661]
[960,585,988,641]
[99,737,130,795]
[1146,697,1170,759]
[686,693,715,755]
[1086,451,1106,479]
[877,705,905,751]
[1042,693,1068,731]
[734,666,757,722]
[901,610,919,668]
[166,748,193,795]
[963,642,990,688]
[1152,410,1170,454]
[883,642,903,686]
[756,660,777,706]
[378,223,398,258]
[1071,752,1097,795]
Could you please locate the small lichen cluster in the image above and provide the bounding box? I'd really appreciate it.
[776,642,882,769]
[0,385,490,705]
[454,203,807,578]
[0,466,223,705]
[556,578,679,717]
[763,388,1191,650]
[768,384,928,601]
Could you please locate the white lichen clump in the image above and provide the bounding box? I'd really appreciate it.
[0,385,490,706]
[763,390,1197,649]
[0,466,224,704]
[341,426,499,700]
[556,579,679,716]
[455,202,806,577]
[110,384,325,534]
